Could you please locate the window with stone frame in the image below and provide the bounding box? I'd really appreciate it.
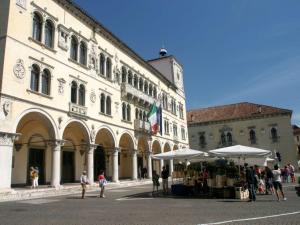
[70,36,78,61]
[79,41,87,66]
[32,12,42,42]
[78,84,85,106]
[100,93,105,113]
[249,129,256,144]
[71,81,77,103]
[44,20,54,48]
[106,96,111,115]
[271,127,278,142]
[199,132,206,148]
[30,64,40,92]
[41,69,51,95]
[106,58,112,79]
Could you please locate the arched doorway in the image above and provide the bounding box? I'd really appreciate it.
[137,136,149,178]
[13,111,56,186]
[173,145,178,151]
[62,121,89,183]
[152,140,162,174]
[119,133,134,179]
[94,128,115,180]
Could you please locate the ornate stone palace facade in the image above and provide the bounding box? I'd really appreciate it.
[0,0,189,190]
[187,102,297,167]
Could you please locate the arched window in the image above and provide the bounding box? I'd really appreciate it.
[78,84,85,106]
[199,134,206,147]
[144,81,148,94]
[71,81,77,103]
[135,108,139,119]
[44,20,54,48]
[126,104,131,121]
[271,127,278,142]
[121,66,127,83]
[32,12,42,42]
[30,64,40,92]
[143,111,147,121]
[100,94,105,113]
[106,58,112,79]
[79,42,87,66]
[139,78,143,91]
[153,87,157,99]
[99,54,105,75]
[106,96,111,115]
[122,103,126,120]
[249,129,256,144]
[139,110,143,120]
[128,71,133,85]
[227,132,232,145]
[41,69,50,95]
[133,75,138,88]
[221,133,226,145]
[149,84,153,96]
[70,36,78,61]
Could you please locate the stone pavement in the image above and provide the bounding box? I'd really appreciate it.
[0,179,152,202]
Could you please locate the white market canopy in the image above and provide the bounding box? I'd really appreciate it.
[209,145,272,158]
[231,156,275,167]
[152,148,205,160]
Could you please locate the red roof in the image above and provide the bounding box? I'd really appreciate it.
[187,102,292,124]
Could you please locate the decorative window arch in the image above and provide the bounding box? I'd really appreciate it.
[227,132,232,145]
[44,20,54,48]
[139,78,143,91]
[126,104,131,121]
[32,12,42,42]
[199,134,206,147]
[78,84,85,106]
[153,87,157,99]
[100,54,105,75]
[122,102,126,120]
[121,66,127,83]
[139,109,143,120]
[71,81,78,103]
[100,93,105,113]
[70,36,78,61]
[271,127,278,142]
[79,41,87,66]
[128,70,133,85]
[41,69,51,95]
[106,96,111,115]
[144,81,148,94]
[249,129,256,144]
[149,84,153,96]
[135,108,139,119]
[30,64,40,92]
[133,74,138,88]
[106,58,112,79]
[221,133,226,145]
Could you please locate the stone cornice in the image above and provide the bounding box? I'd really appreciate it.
[0,132,21,146]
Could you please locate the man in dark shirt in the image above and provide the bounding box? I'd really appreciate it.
[161,166,169,194]
[245,164,256,202]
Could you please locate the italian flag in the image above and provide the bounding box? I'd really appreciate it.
[148,103,158,134]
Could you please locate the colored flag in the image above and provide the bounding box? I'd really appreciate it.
[148,103,158,134]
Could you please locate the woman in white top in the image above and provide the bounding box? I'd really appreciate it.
[272,165,286,201]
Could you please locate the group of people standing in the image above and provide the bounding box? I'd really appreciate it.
[80,170,107,199]
[152,166,169,195]
[245,163,288,202]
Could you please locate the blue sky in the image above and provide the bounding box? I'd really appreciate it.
[75,0,300,125]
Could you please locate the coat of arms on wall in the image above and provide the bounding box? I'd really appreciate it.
[13,59,25,79]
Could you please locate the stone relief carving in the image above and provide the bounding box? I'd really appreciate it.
[58,28,69,51]
[90,125,96,142]
[0,132,20,146]
[16,0,27,9]
[3,101,11,116]
[88,44,98,72]
[13,59,25,79]
[90,90,96,103]
[57,78,66,94]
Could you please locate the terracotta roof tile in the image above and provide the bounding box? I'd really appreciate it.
[187,102,292,124]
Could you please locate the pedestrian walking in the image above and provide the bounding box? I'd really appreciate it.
[34,167,39,188]
[245,164,256,202]
[80,171,89,199]
[272,165,286,201]
[29,166,37,189]
[264,166,275,195]
[161,166,169,194]
[152,170,160,194]
[98,170,107,198]
[287,163,295,183]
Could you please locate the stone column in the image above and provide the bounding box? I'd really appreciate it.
[169,159,174,177]
[87,144,97,184]
[0,132,20,190]
[160,159,164,174]
[146,151,152,179]
[131,149,138,180]
[49,139,64,188]
[112,148,119,182]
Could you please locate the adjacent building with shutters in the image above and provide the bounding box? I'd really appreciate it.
[187,102,297,167]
